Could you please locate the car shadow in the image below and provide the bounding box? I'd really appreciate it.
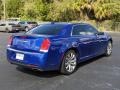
[16,66,61,78]
[76,55,105,70]
[16,55,105,78]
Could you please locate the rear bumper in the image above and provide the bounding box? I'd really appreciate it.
[7,48,53,71]
[9,60,43,71]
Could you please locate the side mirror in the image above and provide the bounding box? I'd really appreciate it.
[96,32,104,35]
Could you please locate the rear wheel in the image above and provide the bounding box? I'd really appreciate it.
[105,41,112,56]
[60,50,77,75]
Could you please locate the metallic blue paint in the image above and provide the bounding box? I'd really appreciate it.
[7,23,112,71]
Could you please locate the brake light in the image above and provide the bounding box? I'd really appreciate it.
[40,38,51,52]
[8,36,13,46]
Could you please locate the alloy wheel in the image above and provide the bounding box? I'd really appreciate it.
[107,42,112,55]
[64,52,77,73]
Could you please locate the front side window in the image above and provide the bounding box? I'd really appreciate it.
[27,24,65,35]
[85,25,98,34]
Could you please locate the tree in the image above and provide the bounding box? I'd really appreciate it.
[6,0,24,18]
[4,0,120,22]
[73,0,120,21]
[47,0,78,21]
[34,0,50,21]
[0,0,3,19]
[21,1,37,20]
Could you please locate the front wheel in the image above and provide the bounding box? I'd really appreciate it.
[60,50,77,75]
[105,41,112,56]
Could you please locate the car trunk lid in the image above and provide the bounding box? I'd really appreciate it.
[11,34,45,52]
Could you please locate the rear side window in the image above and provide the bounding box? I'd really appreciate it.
[72,25,85,35]
[27,24,65,35]
[72,24,98,35]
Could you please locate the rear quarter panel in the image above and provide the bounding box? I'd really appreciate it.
[46,36,80,70]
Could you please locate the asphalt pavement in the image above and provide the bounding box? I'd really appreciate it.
[0,32,120,90]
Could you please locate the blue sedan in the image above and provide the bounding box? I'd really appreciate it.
[7,22,113,75]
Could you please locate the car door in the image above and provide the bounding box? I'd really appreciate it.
[83,24,101,56]
[96,32,108,54]
[72,25,96,60]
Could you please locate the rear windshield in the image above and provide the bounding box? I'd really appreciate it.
[27,24,65,35]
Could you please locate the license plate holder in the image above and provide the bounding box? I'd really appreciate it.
[16,53,24,61]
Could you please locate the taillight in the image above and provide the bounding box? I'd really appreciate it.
[40,38,51,52]
[8,36,13,46]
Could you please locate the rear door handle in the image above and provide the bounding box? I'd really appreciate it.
[79,38,93,44]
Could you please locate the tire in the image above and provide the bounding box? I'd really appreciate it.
[105,41,112,56]
[6,28,9,33]
[60,50,77,75]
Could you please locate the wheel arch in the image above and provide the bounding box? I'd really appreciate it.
[108,38,113,46]
[109,38,113,43]
[61,47,80,62]
[65,47,79,56]
[59,47,79,74]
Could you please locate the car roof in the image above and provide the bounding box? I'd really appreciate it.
[35,22,71,26]
[18,21,90,26]
[40,22,90,26]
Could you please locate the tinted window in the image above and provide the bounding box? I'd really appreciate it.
[0,23,6,26]
[72,25,86,35]
[85,25,98,34]
[72,24,98,35]
[9,23,16,25]
[19,22,25,24]
[27,24,65,35]
[27,22,37,24]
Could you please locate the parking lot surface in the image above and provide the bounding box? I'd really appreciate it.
[0,32,120,90]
